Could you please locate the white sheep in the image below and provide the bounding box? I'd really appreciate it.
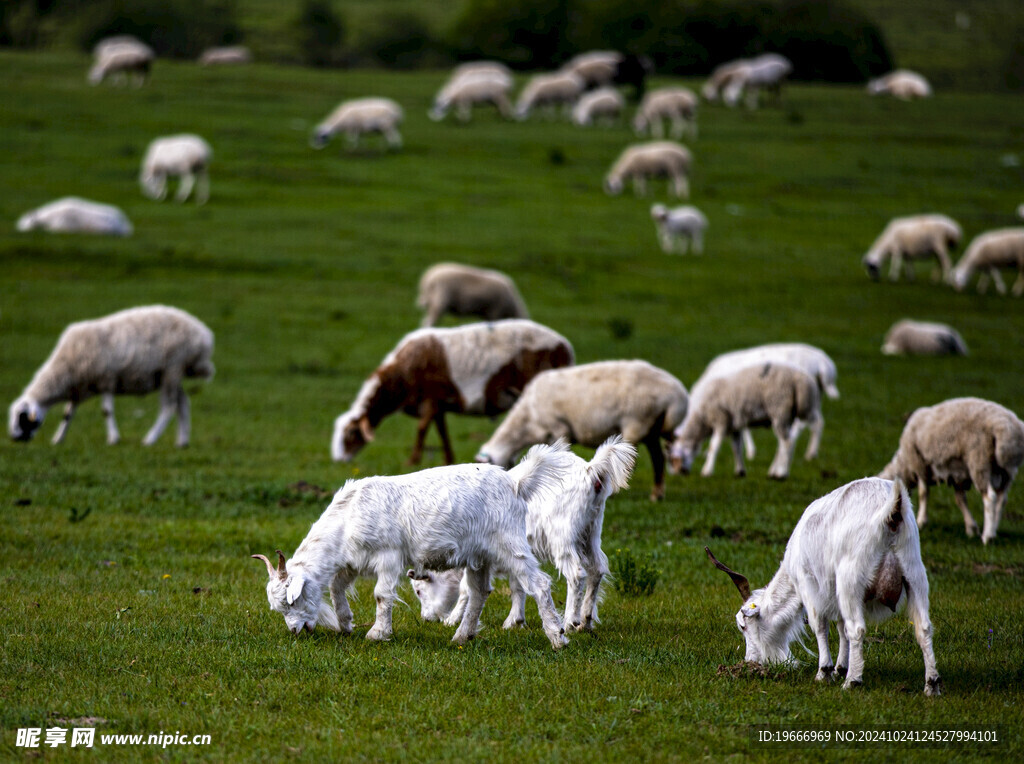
[950,227,1024,295]
[331,319,573,466]
[561,51,623,88]
[670,363,822,479]
[8,305,214,447]
[572,87,625,127]
[604,141,692,198]
[867,70,932,100]
[702,59,750,102]
[92,35,149,58]
[253,443,574,649]
[139,134,213,204]
[881,319,968,356]
[650,203,707,254]
[861,214,962,282]
[310,97,404,150]
[16,197,132,236]
[475,360,688,501]
[88,40,154,87]
[198,46,252,66]
[428,71,514,122]
[412,437,637,633]
[706,477,941,695]
[722,53,792,109]
[514,71,585,120]
[633,87,698,140]
[416,262,528,326]
[879,397,1024,544]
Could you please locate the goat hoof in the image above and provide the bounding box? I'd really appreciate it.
[734,469,746,478]
[925,676,943,696]
[842,679,863,691]
[815,666,834,681]
[835,665,847,678]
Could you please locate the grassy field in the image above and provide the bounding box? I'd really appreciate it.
[1,50,1023,761]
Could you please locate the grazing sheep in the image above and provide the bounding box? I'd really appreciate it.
[633,87,698,140]
[702,59,750,102]
[413,437,637,632]
[417,262,528,326]
[561,51,623,88]
[88,41,154,87]
[198,45,252,66]
[881,319,968,356]
[950,228,1024,295]
[310,98,404,150]
[514,71,585,120]
[253,443,574,649]
[879,397,1024,544]
[331,319,573,466]
[862,214,962,282]
[452,60,513,82]
[604,141,692,198]
[8,305,214,447]
[92,35,150,58]
[650,203,707,254]
[16,197,132,236]
[429,71,514,122]
[722,53,792,109]
[476,361,687,501]
[671,363,822,479]
[706,477,941,695]
[867,70,932,100]
[139,134,213,204]
[572,87,625,127]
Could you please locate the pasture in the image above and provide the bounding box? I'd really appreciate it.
[1,50,1023,760]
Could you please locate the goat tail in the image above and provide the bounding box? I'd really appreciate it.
[877,477,912,534]
[590,435,638,494]
[507,437,573,503]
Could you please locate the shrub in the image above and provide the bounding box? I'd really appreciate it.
[448,0,572,70]
[350,10,443,70]
[610,548,661,597]
[292,0,347,68]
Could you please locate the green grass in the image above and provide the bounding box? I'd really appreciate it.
[1,50,1023,760]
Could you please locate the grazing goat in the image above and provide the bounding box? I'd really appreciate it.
[879,397,1024,544]
[416,262,528,326]
[331,320,573,465]
[950,228,1024,296]
[254,444,574,649]
[706,477,941,694]
[861,214,962,282]
[140,134,213,204]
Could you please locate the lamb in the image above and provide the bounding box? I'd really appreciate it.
[310,97,404,150]
[650,203,707,254]
[702,59,750,102]
[88,40,154,87]
[429,71,514,122]
[139,134,213,204]
[881,319,968,356]
[633,87,698,140]
[198,45,252,66]
[878,397,1024,544]
[706,477,941,695]
[867,70,932,100]
[514,71,585,120]
[16,197,133,236]
[722,53,792,109]
[950,228,1024,296]
[670,362,822,479]
[8,305,214,447]
[451,60,513,83]
[416,262,529,326]
[331,319,573,466]
[604,141,692,198]
[475,361,687,501]
[253,443,574,650]
[412,437,637,632]
[861,214,962,282]
[560,51,623,88]
[571,87,625,127]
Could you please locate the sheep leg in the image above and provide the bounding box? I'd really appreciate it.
[990,268,1008,295]
[658,231,673,254]
[915,479,930,527]
[329,569,356,634]
[807,606,835,681]
[51,402,76,444]
[674,174,689,199]
[633,176,647,197]
[642,431,666,501]
[904,568,941,695]
[953,488,980,538]
[452,565,490,645]
[981,485,1004,545]
[837,578,867,689]
[976,272,991,293]
[175,172,195,203]
[102,393,120,445]
[510,556,566,649]
[407,400,438,465]
[174,386,191,447]
[384,126,402,149]
[701,427,726,476]
[728,431,746,477]
[433,410,456,465]
[834,617,849,677]
[143,385,180,446]
[563,563,586,632]
[195,170,210,205]
[934,247,952,283]
[767,420,794,479]
[153,174,168,201]
[693,230,704,255]
[366,558,400,641]
[888,250,904,281]
[1011,268,1024,297]
[457,102,471,122]
[579,546,608,632]
[502,574,526,629]
[803,411,824,461]
[742,428,756,460]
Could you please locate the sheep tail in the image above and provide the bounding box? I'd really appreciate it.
[589,435,637,494]
[993,416,1024,472]
[186,356,216,380]
[507,438,573,503]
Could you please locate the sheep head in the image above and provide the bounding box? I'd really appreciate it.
[331,411,374,462]
[252,550,335,634]
[8,397,44,442]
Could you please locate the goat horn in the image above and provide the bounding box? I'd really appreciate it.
[275,549,288,579]
[251,554,275,578]
[705,546,751,600]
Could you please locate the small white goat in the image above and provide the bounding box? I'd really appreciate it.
[514,71,585,120]
[572,87,625,127]
[412,437,637,633]
[706,477,941,695]
[881,319,968,356]
[867,70,932,100]
[650,203,707,254]
[253,444,574,649]
[633,87,698,140]
[950,227,1024,295]
[88,40,154,87]
[198,46,252,66]
[139,134,213,204]
[8,305,214,446]
[879,397,1024,544]
[311,98,404,150]
[16,197,132,236]
[861,214,962,282]
[604,141,691,198]
[429,71,513,122]
[417,262,528,326]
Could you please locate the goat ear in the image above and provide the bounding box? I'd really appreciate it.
[407,569,415,579]
[359,416,375,443]
[741,601,760,619]
[286,574,306,605]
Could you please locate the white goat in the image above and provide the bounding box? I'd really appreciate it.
[16,197,132,236]
[198,46,252,66]
[412,437,637,633]
[572,87,625,127]
[139,134,213,204]
[950,228,1024,295]
[633,87,698,140]
[879,397,1024,544]
[310,98,404,150]
[706,477,941,695]
[475,360,687,501]
[604,141,691,198]
[417,262,528,326]
[514,71,585,120]
[650,203,707,254]
[722,53,792,109]
[429,71,513,122]
[8,305,214,446]
[867,70,932,100]
[88,40,154,87]
[253,444,575,649]
[881,319,968,356]
[862,214,962,282]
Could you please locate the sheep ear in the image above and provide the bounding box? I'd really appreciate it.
[286,575,306,605]
[359,416,375,443]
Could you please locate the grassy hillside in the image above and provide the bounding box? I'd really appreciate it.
[1,50,1023,760]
